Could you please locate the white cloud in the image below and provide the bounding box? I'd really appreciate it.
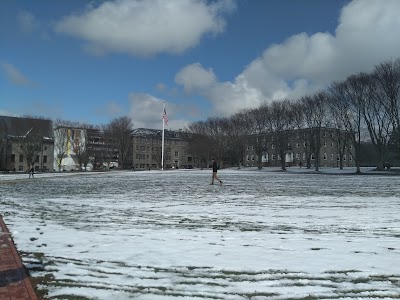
[17,11,39,33]
[0,62,33,86]
[54,0,236,57]
[128,93,188,130]
[175,0,400,117]
[175,63,217,93]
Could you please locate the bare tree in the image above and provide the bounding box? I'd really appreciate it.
[367,59,400,169]
[186,121,213,168]
[96,124,114,170]
[246,104,271,169]
[374,59,400,130]
[361,72,392,170]
[326,94,352,169]
[269,100,295,171]
[300,92,329,171]
[13,117,52,169]
[71,128,87,171]
[53,119,73,171]
[220,111,249,168]
[329,73,370,174]
[300,96,317,169]
[108,116,134,169]
[207,117,227,167]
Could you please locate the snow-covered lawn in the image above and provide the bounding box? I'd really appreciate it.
[1,169,399,299]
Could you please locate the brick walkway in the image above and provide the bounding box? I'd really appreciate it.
[0,216,38,300]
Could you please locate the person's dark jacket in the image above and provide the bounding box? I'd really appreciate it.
[212,161,218,172]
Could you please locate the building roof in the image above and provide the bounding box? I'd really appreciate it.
[0,115,54,140]
[132,128,188,140]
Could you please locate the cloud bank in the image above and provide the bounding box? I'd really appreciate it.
[128,93,188,130]
[175,0,400,117]
[55,0,236,57]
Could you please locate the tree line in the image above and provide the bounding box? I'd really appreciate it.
[186,58,400,173]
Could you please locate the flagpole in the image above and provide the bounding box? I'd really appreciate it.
[161,103,165,171]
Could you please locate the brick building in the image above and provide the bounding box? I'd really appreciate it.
[0,116,54,172]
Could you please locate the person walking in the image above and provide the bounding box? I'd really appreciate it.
[211,158,222,185]
[29,165,34,178]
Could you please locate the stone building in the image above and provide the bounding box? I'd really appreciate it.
[0,116,54,172]
[132,128,193,169]
[244,128,355,168]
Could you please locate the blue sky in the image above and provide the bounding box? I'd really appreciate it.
[1,0,400,130]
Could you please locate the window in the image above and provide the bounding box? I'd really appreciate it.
[303,142,307,147]
[247,146,250,150]
[251,155,255,161]
[323,141,326,147]
[19,165,23,171]
[311,153,315,160]
[246,155,250,161]
[296,153,300,160]
[331,153,334,160]
[43,156,47,163]
[175,151,179,157]
[331,142,334,147]
[271,144,274,149]
[19,155,23,163]
[35,155,40,163]
[323,153,327,160]
[343,154,347,161]
[44,146,48,150]
[272,154,275,160]
[11,154,15,162]
[296,143,300,148]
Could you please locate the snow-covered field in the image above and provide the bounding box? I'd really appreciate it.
[1,168,400,300]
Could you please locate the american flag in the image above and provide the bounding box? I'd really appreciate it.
[163,107,168,125]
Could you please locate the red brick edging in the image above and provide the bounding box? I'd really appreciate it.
[0,216,38,300]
